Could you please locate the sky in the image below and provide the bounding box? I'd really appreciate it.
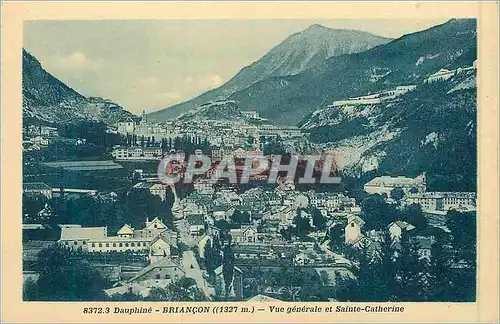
[24,19,449,114]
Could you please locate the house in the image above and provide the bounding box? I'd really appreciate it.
[246,294,282,302]
[134,217,168,239]
[132,182,169,201]
[117,224,134,238]
[40,126,59,137]
[23,182,53,199]
[411,236,435,260]
[213,206,233,221]
[388,221,416,241]
[58,218,177,256]
[293,252,313,266]
[116,117,136,134]
[230,226,258,243]
[363,174,426,196]
[197,235,212,259]
[149,234,177,263]
[345,215,365,245]
[214,265,243,299]
[149,183,168,201]
[187,214,205,236]
[128,257,185,283]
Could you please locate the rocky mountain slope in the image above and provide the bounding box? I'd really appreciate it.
[302,68,477,191]
[147,25,391,121]
[22,49,134,125]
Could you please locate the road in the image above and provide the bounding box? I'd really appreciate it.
[173,218,197,247]
[181,250,215,297]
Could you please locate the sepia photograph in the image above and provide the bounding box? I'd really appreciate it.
[1,1,498,323]
[21,18,478,303]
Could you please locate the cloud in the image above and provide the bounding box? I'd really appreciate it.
[199,74,223,89]
[182,74,224,91]
[55,52,102,70]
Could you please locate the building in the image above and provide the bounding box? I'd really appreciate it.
[117,224,134,238]
[402,192,476,212]
[241,111,260,119]
[411,236,435,260]
[425,68,455,83]
[363,174,426,196]
[246,294,282,302]
[134,181,168,200]
[128,257,185,283]
[197,235,212,259]
[58,217,177,262]
[149,183,169,201]
[388,221,416,241]
[149,234,177,263]
[111,146,163,160]
[116,117,137,134]
[134,217,172,239]
[345,215,365,245]
[23,182,53,199]
[187,214,205,236]
[230,227,258,243]
[232,147,264,159]
[58,226,107,250]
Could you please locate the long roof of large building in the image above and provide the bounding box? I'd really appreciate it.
[364,176,423,188]
[59,226,107,241]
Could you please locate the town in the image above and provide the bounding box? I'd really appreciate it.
[22,108,477,302]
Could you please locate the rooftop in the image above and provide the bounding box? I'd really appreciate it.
[59,226,107,241]
[406,192,476,199]
[128,257,184,283]
[43,160,123,171]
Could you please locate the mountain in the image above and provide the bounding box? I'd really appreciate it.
[147,25,392,121]
[22,49,134,125]
[176,100,246,123]
[301,65,477,191]
[227,19,477,125]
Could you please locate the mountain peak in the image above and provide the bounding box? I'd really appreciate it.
[305,24,329,31]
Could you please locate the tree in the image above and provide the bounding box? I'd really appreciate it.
[222,244,235,297]
[428,236,452,301]
[230,210,249,224]
[446,210,476,301]
[361,194,398,230]
[23,193,48,219]
[328,224,345,253]
[311,207,327,229]
[108,291,142,301]
[390,187,405,201]
[203,239,221,281]
[393,232,421,301]
[23,278,39,301]
[144,278,207,301]
[401,204,427,229]
[33,246,106,301]
[446,210,476,254]
[293,211,312,237]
